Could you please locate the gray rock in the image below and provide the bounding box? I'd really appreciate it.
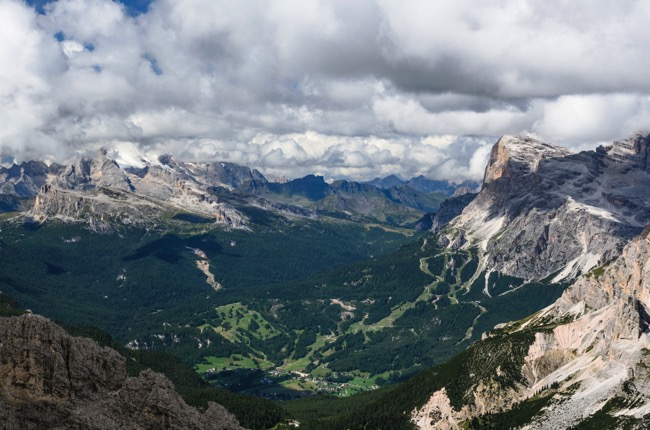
[56,149,133,192]
[0,161,63,200]
[446,134,650,280]
[431,193,477,232]
[0,314,243,430]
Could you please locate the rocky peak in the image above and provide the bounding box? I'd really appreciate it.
[482,135,573,186]
[0,314,242,430]
[604,132,650,171]
[56,150,133,191]
[445,133,650,280]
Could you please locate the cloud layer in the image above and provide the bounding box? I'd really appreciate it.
[2,0,650,180]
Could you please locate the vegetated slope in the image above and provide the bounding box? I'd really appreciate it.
[0,210,567,400]
[444,133,650,281]
[0,212,411,343]
[0,312,243,430]
[291,228,650,429]
[179,235,567,399]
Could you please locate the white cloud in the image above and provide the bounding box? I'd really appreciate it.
[2,0,650,180]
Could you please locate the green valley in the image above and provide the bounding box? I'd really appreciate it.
[0,210,568,401]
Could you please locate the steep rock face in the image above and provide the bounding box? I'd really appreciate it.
[414,231,650,429]
[56,150,133,192]
[0,314,242,430]
[137,156,267,192]
[0,161,63,200]
[430,193,477,232]
[445,134,650,280]
[30,185,163,232]
[511,231,650,429]
[29,153,251,230]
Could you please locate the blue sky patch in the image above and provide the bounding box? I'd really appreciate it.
[26,0,154,16]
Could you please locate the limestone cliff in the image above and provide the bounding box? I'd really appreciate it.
[0,314,242,430]
[445,134,650,281]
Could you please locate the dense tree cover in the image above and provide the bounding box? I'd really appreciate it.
[0,216,569,404]
[0,293,23,317]
[0,218,412,343]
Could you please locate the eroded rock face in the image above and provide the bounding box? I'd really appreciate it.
[30,185,163,232]
[446,134,650,280]
[429,193,477,232]
[0,314,242,430]
[0,161,63,203]
[28,152,253,230]
[413,231,650,429]
[56,150,133,192]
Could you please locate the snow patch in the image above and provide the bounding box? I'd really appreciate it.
[552,252,601,283]
[107,143,160,169]
[565,197,621,223]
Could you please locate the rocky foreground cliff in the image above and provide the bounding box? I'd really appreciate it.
[0,314,242,430]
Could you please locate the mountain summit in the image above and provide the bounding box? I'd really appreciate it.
[444,134,650,281]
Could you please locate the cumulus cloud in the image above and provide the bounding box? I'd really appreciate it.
[2,0,650,180]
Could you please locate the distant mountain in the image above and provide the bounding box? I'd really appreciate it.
[28,151,261,231]
[238,174,445,225]
[0,161,63,208]
[0,150,458,229]
[366,174,405,189]
[367,174,480,196]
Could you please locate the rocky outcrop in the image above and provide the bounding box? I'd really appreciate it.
[414,230,650,429]
[509,230,650,429]
[0,314,242,430]
[0,161,63,209]
[30,185,163,232]
[56,149,133,192]
[430,193,477,232]
[135,156,267,192]
[29,152,253,230]
[445,134,650,280]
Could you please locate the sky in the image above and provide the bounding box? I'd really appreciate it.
[2,0,650,180]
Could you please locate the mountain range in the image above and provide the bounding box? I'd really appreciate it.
[0,149,474,230]
[1,133,649,429]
